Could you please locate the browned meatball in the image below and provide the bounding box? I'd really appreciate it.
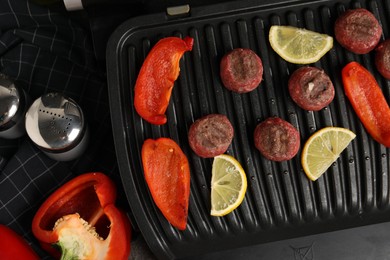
[288,66,335,111]
[254,117,300,161]
[334,8,382,54]
[188,114,234,158]
[375,39,390,79]
[220,48,263,93]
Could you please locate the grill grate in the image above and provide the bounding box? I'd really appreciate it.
[107,0,390,258]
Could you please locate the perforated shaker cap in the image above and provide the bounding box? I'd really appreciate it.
[25,93,86,152]
[0,75,23,131]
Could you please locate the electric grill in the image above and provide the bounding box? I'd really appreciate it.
[106,0,390,258]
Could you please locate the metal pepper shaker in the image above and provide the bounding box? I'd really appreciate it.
[0,75,30,139]
[25,92,89,161]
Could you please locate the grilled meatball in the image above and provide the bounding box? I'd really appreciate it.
[375,39,390,79]
[288,66,335,111]
[188,114,234,158]
[220,48,263,93]
[334,8,382,54]
[254,117,300,161]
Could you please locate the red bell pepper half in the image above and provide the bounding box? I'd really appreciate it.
[32,172,131,260]
[134,36,194,125]
[0,224,40,260]
[342,61,390,147]
[141,138,191,230]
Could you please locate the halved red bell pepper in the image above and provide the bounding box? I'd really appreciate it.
[31,172,131,260]
[134,36,194,125]
[141,138,191,230]
[342,61,390,147]
[0,224,40,260]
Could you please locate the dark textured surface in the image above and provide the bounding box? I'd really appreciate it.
[107,0,390,259]
[0,1,122,258]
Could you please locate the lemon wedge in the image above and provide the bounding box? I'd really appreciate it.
[301,127,356,181]
[269,25,333,64]
[210,154,247,216]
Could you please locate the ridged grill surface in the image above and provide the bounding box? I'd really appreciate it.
[107,0,390,258]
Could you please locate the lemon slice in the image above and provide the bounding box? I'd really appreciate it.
[269,25,333,64]
[302,127,356,181]
[210,154,247,216]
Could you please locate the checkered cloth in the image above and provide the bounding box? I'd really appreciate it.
[0,0,128,257]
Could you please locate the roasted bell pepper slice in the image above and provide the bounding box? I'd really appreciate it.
[0,224,40,260]
[342,61,390,147]
[141,138,191,230]
[134,36,194,125]
[31,172,131,260]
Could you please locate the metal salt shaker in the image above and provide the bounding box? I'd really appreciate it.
[25,93,89,161]
[0,75,30,139]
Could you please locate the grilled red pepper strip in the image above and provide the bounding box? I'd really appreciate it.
[342,61,390,147]
[134,36,194,125]
[0,225,40,260]
[141,138,191,230]
[32,172,131,260]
